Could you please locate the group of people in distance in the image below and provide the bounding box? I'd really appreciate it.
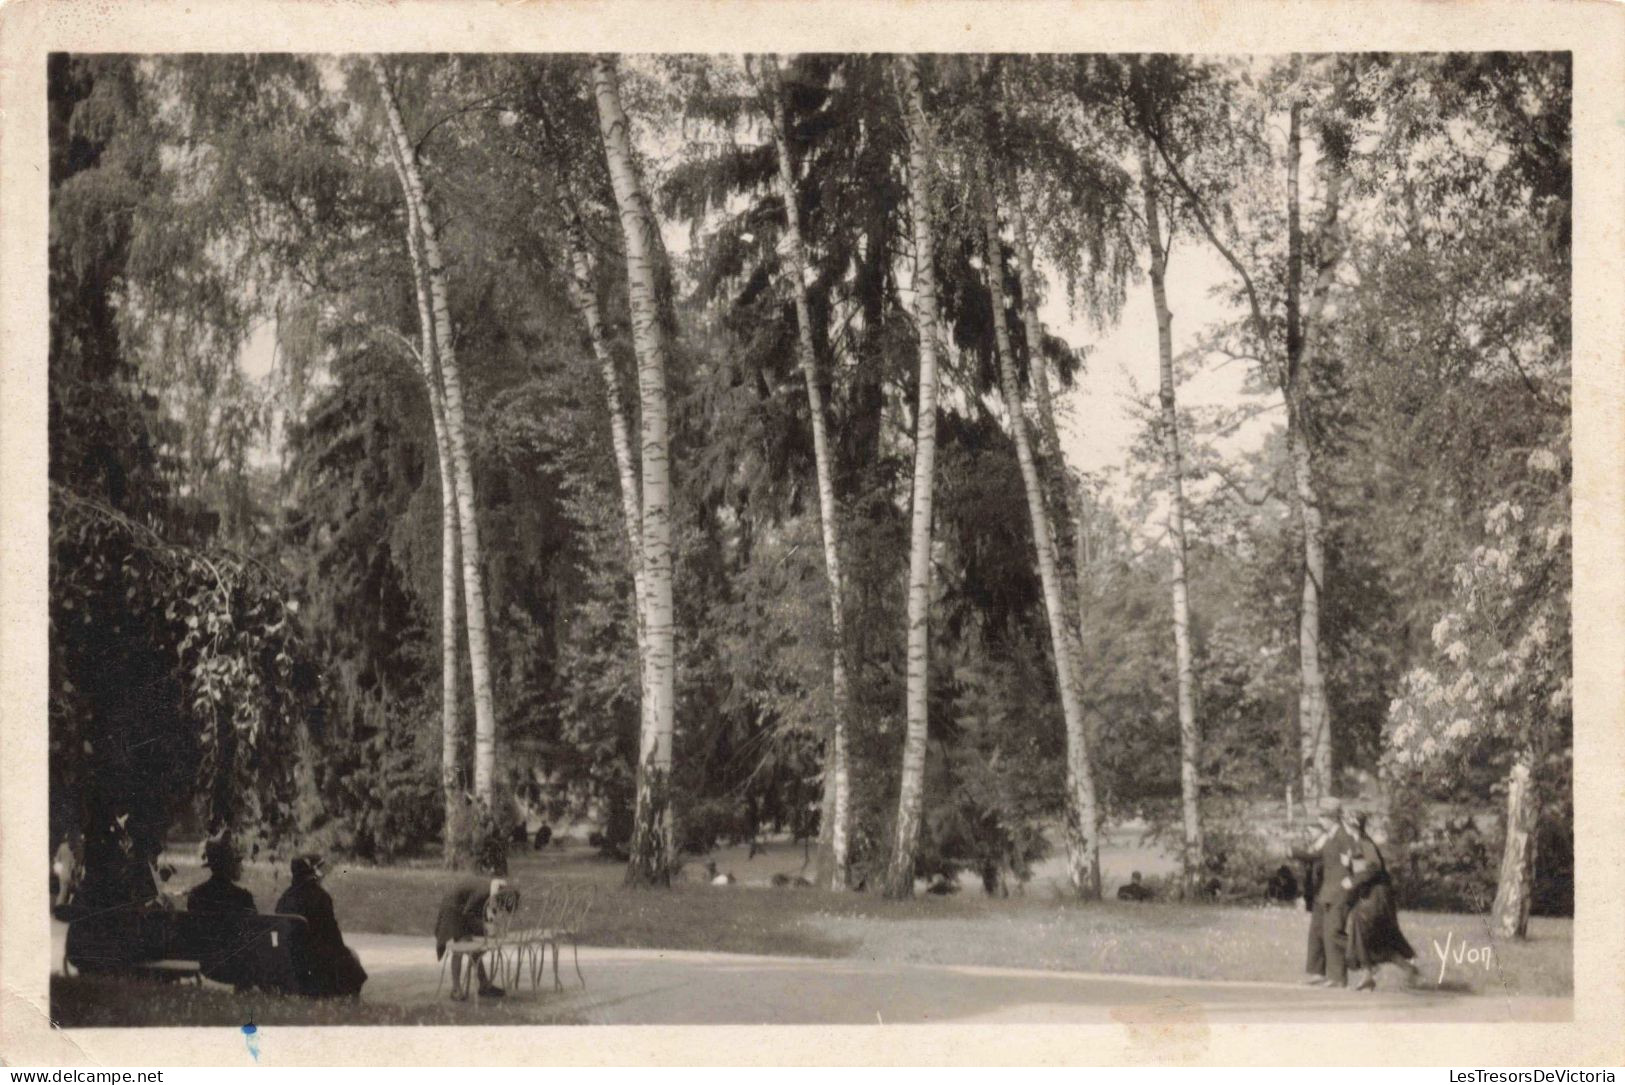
[187,835,368,999]
[1292,797,1422,991]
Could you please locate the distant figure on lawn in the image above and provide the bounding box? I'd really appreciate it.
[277,854,368,999]
[1343,811,1421,991]
[435,878,520,1000]
[187,835,257,914]
[1266,864,1300,903]
[705,861,736,886]
[1117,871,1154,901]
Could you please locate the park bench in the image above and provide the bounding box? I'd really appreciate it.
[60,904,306,993]
[436,884,597,1003]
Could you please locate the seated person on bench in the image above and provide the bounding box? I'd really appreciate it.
[276,854,367,999]
[435,878,519,1001]
[183,835,259,988]
[187,836,256,915]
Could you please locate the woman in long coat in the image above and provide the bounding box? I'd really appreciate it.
[1343,812,1421,990]
[275,854,368,999]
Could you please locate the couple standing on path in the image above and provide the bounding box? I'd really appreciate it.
[1293,797,1422,990]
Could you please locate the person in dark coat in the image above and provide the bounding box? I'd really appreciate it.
[1266,864,1300,903]
[182,836,259,988]
[78,813,165,912]
[434,878,519,1000]
[1343,811,1420,990]
[1310,801,1364,988]
[187,836,257,915]
[275,854,367,999]
[1116,871,1154,901]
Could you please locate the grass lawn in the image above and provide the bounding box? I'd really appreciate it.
[148,840,1569,999]
[49,975,587,1028]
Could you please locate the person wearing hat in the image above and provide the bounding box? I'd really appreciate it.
[1343,810,1420,990]
[187,835,257,915]
[1289,797,1346,985]
[1303,798,1363,987]
[275,854,367,999]
[181,835,258,989]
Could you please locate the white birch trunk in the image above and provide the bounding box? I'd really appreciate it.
[764,57,852,889]
[386,126,466,866]
[1490,747,1539,939]
[562,217,653,766]
[884,55,943,900]
[592,56,677,886]
[1139,141,1204,892]
[1007,198,1093,726]
[980,169,1101,899]
[370,59,500,818]
[1285,97,1335,805]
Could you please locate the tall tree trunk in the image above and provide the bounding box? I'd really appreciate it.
[394,138,467,869]
[763,56,852,890]
[371,58,500,816]
[884,55,943,900]
[592,56,677,887]
[980,168,1101,899]
[1006,196,1093,732]
[562,213,652,772]
[1285,96,1334,805]
[1138,140,1203,892]
[1140,60,1348,810]
[1490,745,1539,939]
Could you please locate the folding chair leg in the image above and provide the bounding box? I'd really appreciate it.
[552,941,563,992]
[573,939,585,989]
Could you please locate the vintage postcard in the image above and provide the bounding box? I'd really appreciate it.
[1,0,1621,1067]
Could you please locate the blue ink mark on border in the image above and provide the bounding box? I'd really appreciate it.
[242,1022,261,1062]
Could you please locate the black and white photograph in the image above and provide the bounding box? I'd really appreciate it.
[2,0,1622,1068]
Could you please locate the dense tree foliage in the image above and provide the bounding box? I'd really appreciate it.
[47,52,1570,925]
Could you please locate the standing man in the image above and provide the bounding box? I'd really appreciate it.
[1312,798,1361,988]
[1290,797,1344,985]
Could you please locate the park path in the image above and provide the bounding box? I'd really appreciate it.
[331,933,1570,1025]
[51,924,1568,1025]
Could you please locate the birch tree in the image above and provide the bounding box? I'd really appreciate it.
[592,55,678,886]
[1005,199,1093,711]
[370,57,501,814]
[1137,56,1348,805]
[1136,139,1203,889]
[760,55,853,889]
[381,118,467,865]
[561,211,652,760]
[978,162,1103,898]
[884,54,944,900]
